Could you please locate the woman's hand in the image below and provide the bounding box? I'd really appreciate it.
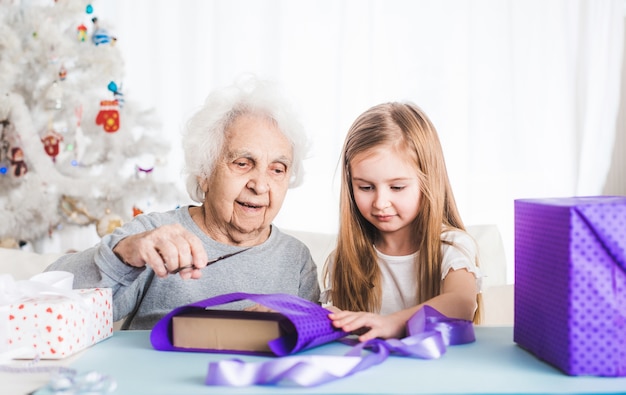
[324,305,341,313]
[112,224,208,280]
[328,310,407,342]
[243,303,276,313]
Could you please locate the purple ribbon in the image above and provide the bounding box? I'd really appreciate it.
[340,305,476,362]
[151,293,475,386]
[576,204,626,376]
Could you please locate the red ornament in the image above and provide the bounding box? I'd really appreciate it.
[77,24,87,41]
[95,100,120,133]
[41,130,63,162]
[132,206,143,217]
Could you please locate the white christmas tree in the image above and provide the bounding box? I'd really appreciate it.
[0,0,183,250]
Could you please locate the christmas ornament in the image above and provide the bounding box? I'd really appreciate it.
[107,81,118,93]
[9,146,27,177]
[0,97,28,178]
[1,117,13,176]
[0,136,9,175]
[60,196,125,237]
[41,129,63,162]
[96,209,123,237]
[135,165,153,180]
[77,24,87,41]
[107,81,124,108]
[44,81,63,110]
[86,4,94,14]
[6,126,26,177]
[91,17,115,46]
[0,237,19,249]
[58,65,67,81]
[60,195,96,226]
[95,100,120,132]
[135,154,156,179]
[0,94,28,178]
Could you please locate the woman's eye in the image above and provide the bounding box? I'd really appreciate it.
[391,186,405,191]
[358,185,373,191]
[232,158,252,171]
[271,165,286,174]
[269,163,287,177]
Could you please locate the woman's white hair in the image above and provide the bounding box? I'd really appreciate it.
[182,75,309,202]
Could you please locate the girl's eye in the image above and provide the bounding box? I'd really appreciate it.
[358,185,373,191]
[391,186,405,191]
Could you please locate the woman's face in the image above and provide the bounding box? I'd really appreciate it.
[202,113,293,244]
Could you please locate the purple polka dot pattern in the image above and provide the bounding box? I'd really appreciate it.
[514,196,626,377]
[150,292,348,356]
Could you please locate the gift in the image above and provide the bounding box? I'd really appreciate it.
[514,196,626,376]
[151,292,347,356]
[1,272,113,359]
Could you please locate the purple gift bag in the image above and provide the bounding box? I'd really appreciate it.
[150,292,347,356]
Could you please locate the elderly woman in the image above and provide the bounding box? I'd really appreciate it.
[46,77,320,329]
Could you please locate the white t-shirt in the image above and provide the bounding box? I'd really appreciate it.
[322,230,482,315]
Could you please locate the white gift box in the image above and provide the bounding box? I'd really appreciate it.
[1,272,113,359]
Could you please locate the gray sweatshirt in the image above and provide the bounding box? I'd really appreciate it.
[45,206,321,329]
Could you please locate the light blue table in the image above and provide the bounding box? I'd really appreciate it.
[67,327,625,394]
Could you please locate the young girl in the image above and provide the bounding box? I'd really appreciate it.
[323,102,482,342]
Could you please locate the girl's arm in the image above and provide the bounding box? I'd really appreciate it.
[328,268,477,342]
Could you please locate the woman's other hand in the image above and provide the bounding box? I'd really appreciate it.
[243,303,277,313]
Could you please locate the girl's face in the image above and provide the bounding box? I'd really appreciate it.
[350,146,421,238]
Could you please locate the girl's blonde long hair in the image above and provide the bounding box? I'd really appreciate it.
[324,102,481,322]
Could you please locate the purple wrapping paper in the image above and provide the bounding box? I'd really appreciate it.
[514,196,626,377]
[150,292,348,356]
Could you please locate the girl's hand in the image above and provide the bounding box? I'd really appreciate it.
[328,310,406,342]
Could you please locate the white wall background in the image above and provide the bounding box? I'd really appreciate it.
[93,0,624,283]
